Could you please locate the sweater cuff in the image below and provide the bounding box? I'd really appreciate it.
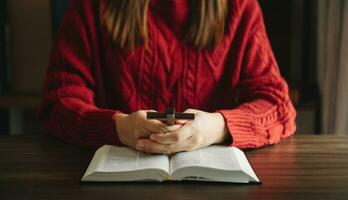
[78,109,123,148]
[217,109,260,149]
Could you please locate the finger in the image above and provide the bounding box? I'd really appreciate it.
[144,109,157,113]
[136,139,172,154]
[164,124,182,132]
[150,123,194,144]
[139,120,181,139]
[173,109,197,125]
[143,119,167,133]
[183,109,199,113]
[136,139,185,155]
[175,119,188,125]
[149,125,182,142]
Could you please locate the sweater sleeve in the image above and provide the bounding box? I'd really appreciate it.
[217,0,296,149]
[38,0,122,149]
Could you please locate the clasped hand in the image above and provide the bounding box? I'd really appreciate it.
[115,109,228,155]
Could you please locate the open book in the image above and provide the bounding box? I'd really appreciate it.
[81,145,260,183]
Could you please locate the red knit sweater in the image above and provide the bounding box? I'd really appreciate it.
[39,0,296,149]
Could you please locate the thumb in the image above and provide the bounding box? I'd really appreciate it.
[164,124,182,132]
[183,108,198,113]
[175,119,188,125]
[176,109,198,124]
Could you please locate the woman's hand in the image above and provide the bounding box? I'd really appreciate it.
[135,109,230,154]
[115,110,179,149]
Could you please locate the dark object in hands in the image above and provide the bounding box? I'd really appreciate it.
[147,108,195,126]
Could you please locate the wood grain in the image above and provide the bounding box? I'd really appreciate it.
[1,134,348,200]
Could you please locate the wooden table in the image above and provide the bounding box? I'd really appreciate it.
[1,134,348,200]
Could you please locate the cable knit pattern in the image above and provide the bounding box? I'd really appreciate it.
[39,0,296,149]
[184,49,198,108]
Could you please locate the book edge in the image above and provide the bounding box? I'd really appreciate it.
[81,145,260,183]
[232,147,260,183]
[81,145,111,181]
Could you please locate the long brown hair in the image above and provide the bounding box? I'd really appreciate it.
[104,0,228,52]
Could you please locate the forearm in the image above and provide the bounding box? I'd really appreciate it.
[39,97,122,149]
[218,99,296,149]
[211,112,230,144]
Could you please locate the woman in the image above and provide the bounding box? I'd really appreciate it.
[39,0,296,153]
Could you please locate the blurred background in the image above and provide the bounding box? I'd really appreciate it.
[0,0,347,136]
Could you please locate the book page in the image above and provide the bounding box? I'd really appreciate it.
[98,146,169,173]
[170,145,239,173]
